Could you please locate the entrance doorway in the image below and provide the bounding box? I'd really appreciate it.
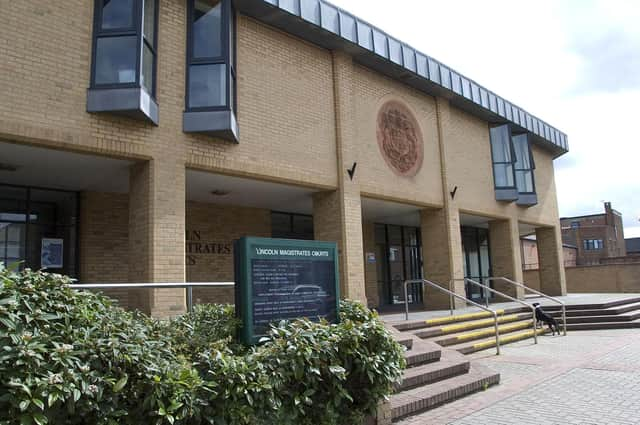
[461,226,492,301]
[375,224,423,306]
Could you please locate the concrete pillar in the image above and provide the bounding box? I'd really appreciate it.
[488,218,525,299]
[129,160,186,317]
[420,208,466,310]
[535,226,567,296]
[313,190,366,303]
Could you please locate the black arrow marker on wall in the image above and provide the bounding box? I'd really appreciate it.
[450,186,458,199]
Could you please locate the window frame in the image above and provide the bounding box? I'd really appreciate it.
[271,211,314,240]
[185,0,236,112]
[90,0,159,97]
[512,133,537,195]
[489,124,517,191]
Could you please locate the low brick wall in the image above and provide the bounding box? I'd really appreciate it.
[565,263,640,293]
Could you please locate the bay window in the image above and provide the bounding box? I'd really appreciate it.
[184,0,238,142]
[512,133,537,205]
[87,0,159,124]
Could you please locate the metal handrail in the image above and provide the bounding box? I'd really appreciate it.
[486,277,567,336]
[404,279,502,355]
[463,278,538,344]
[69,282,235,313]
[450,278,492,310]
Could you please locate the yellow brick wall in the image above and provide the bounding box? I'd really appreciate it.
[186,201,271,304]
[79,192,272,306]
[361,221,379,308]
[351,65,443,207]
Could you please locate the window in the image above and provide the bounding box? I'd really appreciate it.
[184,0,238,141]
[489,124,517,201]
[571,221,580,229]
[88,0,159,124]
[271,212,314,240]
[0,184,78,277]
[583,239,604,251]
[512,134,536,194]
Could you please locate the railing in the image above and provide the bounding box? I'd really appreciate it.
[463,278,538,344]
[404,279,502,355]
[486,277,567,336]
[69,282,235,313]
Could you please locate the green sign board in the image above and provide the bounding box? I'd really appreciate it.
[234,237,340,345]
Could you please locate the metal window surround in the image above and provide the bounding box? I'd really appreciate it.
[235,0,569,157]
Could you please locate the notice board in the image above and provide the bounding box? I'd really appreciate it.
[235,237,340,345]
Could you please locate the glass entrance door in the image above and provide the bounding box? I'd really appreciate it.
[461,227,492,301]
[375,224,423,306]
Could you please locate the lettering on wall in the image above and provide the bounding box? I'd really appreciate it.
[186,230,232,266]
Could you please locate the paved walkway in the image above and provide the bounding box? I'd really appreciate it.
[397,329,640,424]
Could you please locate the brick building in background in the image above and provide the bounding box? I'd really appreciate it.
[0,0,569,316]
[561,202,626,266]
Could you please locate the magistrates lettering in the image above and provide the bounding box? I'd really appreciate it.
[186,229,231,266]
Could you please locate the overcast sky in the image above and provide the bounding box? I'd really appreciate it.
[329,0,640,238]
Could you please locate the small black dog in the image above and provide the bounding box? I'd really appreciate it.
[532,303,561,335]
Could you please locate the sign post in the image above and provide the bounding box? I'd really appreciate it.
[235,237,340,345]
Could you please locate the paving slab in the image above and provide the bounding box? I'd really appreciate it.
[395,329,640,424]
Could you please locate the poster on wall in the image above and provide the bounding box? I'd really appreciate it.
[235,237,340,345]
[41,238,64,269]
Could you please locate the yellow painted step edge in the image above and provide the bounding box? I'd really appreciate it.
[440,314,518,333]
[472,328,547,350]
[454,320,534,343]
[424,309,506,326]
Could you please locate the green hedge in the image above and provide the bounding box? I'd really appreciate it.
[0,265,405,425]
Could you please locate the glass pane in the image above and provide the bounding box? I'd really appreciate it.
[188,63,226,108]
[403,227,417,246]
[95,36,137,84]
[388,244,404,303]
[101,0,134,29]
[30,190,78,226]
[494,164,514,188]
[271,212,291,238]
[0,186,27,220]
[143,0,156,42]
[193,0,223,59]
[142,43,154,94]
[374,224,386,244]
[387,225,402,245]
[513,135,531,169]
[292,215,314,240]
[489,125,512,163]
[0,223,26,267]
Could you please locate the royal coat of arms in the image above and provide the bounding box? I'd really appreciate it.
[376,100,424,177]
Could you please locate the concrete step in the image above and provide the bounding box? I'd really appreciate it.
[551,313,639,324]
[449,328,550,355]
[540,296,640,311]
[404,340,441,367]
[432,319,535,347]
[390,364,500,421]
[548,301,640,317]
[395,357,470,392]
[415,312,532,339]
[566,321,640,331]
[393,308,522,332]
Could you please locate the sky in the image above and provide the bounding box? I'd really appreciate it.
[329,0,640,238]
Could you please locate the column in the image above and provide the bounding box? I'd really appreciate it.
[535,225,567,296]
[129,159,186,317]
[420,208,466,309]
[488,218,524,299]
[313,190,366,303]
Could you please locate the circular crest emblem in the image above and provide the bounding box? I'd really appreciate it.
[376,100,424,177]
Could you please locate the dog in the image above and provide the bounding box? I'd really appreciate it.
[532,303,561,335]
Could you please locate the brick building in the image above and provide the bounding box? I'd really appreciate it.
[0,0,569,316]
[561,202,626,266]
